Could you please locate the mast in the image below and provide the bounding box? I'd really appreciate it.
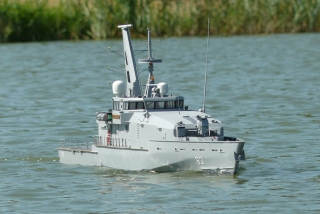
[118,24,142,97]
[138,28,162,98]
[203,19,209,113]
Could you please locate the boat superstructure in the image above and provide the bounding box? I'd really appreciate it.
[58,24,245,173]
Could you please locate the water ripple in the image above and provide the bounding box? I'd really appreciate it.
[1,34,320,213]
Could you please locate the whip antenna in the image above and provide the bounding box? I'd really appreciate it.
[203,18,209,113]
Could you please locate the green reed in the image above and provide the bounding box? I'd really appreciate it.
[0,0,320,42]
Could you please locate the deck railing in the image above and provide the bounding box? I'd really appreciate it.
[59,136,129,149]
[59,137,95,150]
[94,135,128,148]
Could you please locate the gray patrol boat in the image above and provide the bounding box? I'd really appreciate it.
[58,24,245,173]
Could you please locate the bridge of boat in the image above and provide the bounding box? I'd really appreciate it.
[112,96,185,111]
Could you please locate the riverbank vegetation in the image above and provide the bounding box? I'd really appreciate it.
[1,0,320,42]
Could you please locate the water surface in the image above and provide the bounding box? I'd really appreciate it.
[0,33,319,213]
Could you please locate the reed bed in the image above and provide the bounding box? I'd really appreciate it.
[1,0,320,42]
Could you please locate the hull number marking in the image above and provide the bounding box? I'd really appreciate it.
[195,157,205,165]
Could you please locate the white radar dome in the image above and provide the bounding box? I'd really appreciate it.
[157,82,168,96]
[112,80,125,97]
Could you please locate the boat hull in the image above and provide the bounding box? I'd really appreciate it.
[58,140,245,174]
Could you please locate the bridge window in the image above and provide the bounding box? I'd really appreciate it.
[128,102,136,110]
[113,101,119,110]
[165,101,175,108]
[146,102,154,109]
[123,102,128,110]
[155,101,165,109]
[136,102,145,109]
[120,100,183,110]
[125,102,145,110]
[175,100,184,108]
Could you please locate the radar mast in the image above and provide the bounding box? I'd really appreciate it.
[138,28,162,97]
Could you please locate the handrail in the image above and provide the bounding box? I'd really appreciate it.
[59,136,130,149]
[59,137,94,149]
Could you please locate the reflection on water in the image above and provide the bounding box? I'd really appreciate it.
[0,33,320,213]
